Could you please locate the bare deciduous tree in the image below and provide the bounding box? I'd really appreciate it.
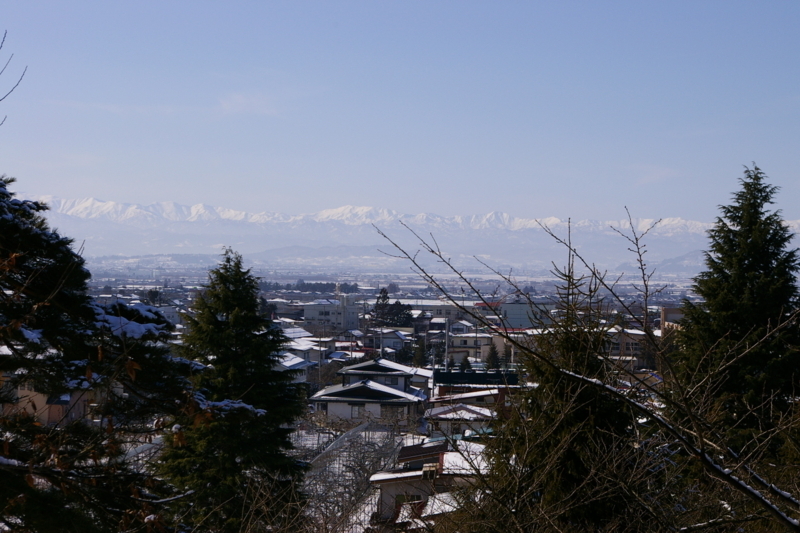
[375,212,800,532]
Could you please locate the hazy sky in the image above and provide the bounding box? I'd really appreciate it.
[1,2,799,221]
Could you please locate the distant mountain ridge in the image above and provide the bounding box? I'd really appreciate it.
[30,196,800,274]
[37,196,719,234]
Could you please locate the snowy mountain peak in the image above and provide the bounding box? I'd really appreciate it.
[311,205,400,224]
[28,194,800,265]
[29,196,729,236]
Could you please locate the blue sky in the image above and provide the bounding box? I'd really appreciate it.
[1,1,799,221]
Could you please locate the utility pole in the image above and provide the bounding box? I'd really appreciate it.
[444,317,449,371]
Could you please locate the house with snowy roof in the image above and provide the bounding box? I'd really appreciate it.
[309,358,431,423]
[274,352,318,383]
[340,357,432,394]
[449,332,494,362]
[424,403,496,438]
[369,440,488,528]
[362,328,411,354]
[606,326,654,370]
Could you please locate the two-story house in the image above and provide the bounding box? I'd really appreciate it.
[310,358,431,424]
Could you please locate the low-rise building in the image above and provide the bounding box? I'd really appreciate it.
[310,358,431,423]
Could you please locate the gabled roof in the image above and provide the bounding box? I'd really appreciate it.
[281,327,313,339]
[286,338,317,351]
[432,388,500,403]
[311,379,427,403]
[342,357,433,378]
[370,441,487,483]
[425,403,495,420]
[396,440,449,463]
[607,325,647,336]
[366,328,407,340]
[377,358,434,378]
[277,353,317,371]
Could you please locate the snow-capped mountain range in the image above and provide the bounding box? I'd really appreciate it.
[37,197,713,233]
[31,196,800,273]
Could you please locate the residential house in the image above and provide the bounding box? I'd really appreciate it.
[310,358,431,423]
[449,332,494,363]
[275,352,318,383]
[369,440,487,528]
[424,403,495,438]
[606,326,652,370]
[362,329,411,355]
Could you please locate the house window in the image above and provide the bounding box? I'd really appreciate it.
[396,494,423,506]
[385,376,398,385]
[318,402,327,412]
[382,405,405,419]
[349,403,366,418]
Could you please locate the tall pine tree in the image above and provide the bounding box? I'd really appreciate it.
[0,176,189,532]
[485,342,500,370]
[675,165,800,441]
[160,250,306,532]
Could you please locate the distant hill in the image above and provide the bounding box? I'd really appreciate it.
[31,196,800,273]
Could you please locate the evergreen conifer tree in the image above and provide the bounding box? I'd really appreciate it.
[373,288,413,327]
[460,255,640,531]
[0,177,189,532]
[412,338,427,367]
[675,166,799,440]
[373,288,390,327]
[159,250,306,532]
[485,342,500,370]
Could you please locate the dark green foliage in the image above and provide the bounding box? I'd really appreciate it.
[258,296,278,318]
[675,166,800,440]
[146,288,161,306]
[394,345,413,365]
[259,280,359,293]
[160,250,306,532]
[373,287,390,325]
[388,300,413,327]
[0,176,188,532]
[373,288,413,327]
[464,259,641,531]
[459,355,472,372]
[485,342,500,370]
[431,342,444,366]
[413,338,427,367]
